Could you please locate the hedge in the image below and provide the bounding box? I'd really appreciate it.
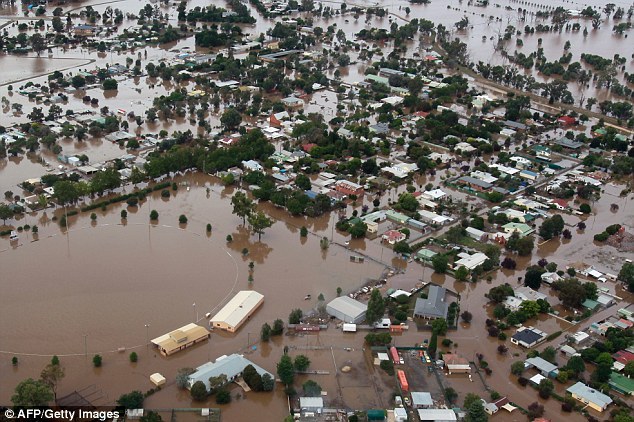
[80,182,171,212]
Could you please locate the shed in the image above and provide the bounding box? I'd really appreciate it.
[416,409,457,421]
[299,397,324,413]
[210,290,264,332]
[150,373,166,387]
[411,392,434,409]
[326,296,367,323]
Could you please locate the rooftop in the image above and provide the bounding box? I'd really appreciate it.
[188,354,272,390]
[210,290,264,329]
[567,382,613,408]
[414,285,448,319]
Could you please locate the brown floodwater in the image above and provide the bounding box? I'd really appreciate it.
[1,1,633,419]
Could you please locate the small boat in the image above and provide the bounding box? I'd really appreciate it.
[9,231,19,242]
[304,295,311,300]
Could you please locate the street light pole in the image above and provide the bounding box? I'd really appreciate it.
[193,303,198,322]
[83,334,87,358]
[145,324,150,349]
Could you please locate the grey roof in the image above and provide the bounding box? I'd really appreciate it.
[567,382,613,408]
[414,286,448,319]
[526,357,558,374]
[458,176,493,189]
[326,296,367,320]
[187,354,272,390]
[554,137,583,149]
[411,391,433,406]
[503,120,528,130]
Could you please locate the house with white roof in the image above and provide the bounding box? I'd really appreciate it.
[453,252,488,270]
[567,382,613,412]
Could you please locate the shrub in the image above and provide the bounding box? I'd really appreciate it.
[172,182,178,191]
[12,356,18,365]
[129,352,138,363]
[226,234,232,242]
[90,212,97,221]
[190,381,207,401]
[442,339,453,347]
[380,359,394,375]
[93,354,102,367]
[206,223,212,232]
[127,197,139,207]
[149,210,159,220]
[161,189,170,198]
[121,210,127,219]
[518,377,528,386]
[179,214,188,224]
[460,311,473,323]
[300,226,308,237]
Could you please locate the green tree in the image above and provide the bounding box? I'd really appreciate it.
[0,203,13,224]
[150,210,159,221]
[295,174,311,190]
[519,300,541,319]
[432,254,449,273]
[444,387,457,404]
[454,266,469,281]
[175,368,195,389]
[221,108,242,131]
[92,355,102,367]
[511,361,525,375]
[103,78,118,90]
[190,381,208,401]
[128,352,138,363]
[272,319,284,335]
[540,346,557,363]
[40,363,65,400]
[393,240,411,255]
[618,262,634,292]
[261,323,271,341]
[140,411,163,422]
[431,318,448,335]
[465,400,488,422]
[289,308,302,324]
[117,391,144,409]
[231,191,255,225]
[208,374,228,392]
[11,378,53,406]
[302,380,321,396]
[566,356,586,375]
[294,355,311,372]
[365,289,385,325]
[463,393,481,410]
[348,221,367,238]
[277,355,294,386]
[215,388,231,404]
[262,373,274,391]
[538,379,554,398]
[248,211,273,240]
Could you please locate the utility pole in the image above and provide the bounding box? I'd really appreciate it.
[83,334,87,358]
[145,324,150,349]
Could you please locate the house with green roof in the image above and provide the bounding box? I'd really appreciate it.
[365,74,389,85]
[502,222,534,237]
[609,373,634,396]
[385,210,410,225]
[416,248,437,262]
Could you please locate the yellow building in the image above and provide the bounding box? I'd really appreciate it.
[150,323,209,356]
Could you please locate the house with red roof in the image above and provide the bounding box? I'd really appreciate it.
[613,350,634,366]
[302,143,317,153]
[550,198,569,210]
[557,116,576,126]
[382,230,406,245]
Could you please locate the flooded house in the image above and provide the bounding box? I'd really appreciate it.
[150,323,210,356]
[187,354,273,391]
[566,382,613,412]
[210,290,264,333]
[510,326,547,348]
[413,286,448,321]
